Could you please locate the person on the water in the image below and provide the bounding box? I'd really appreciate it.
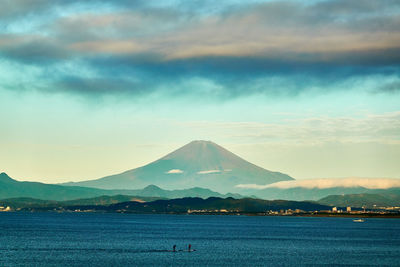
[173,245,176,252]
[188,244,191,252]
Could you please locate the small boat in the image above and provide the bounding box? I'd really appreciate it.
[353,219,365,222]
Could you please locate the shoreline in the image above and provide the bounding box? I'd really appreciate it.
[2,210,400,218]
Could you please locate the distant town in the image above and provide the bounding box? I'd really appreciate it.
[1,200,399,218]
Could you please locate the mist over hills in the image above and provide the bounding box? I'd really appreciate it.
[242,187,383,201]
[63,140,293,193]
[238,179,400,201]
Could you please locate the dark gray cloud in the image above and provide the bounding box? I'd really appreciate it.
[38,53,397,99]
[0,0,399,99]
[378,81,400,93]
[0,0,53,19]
[312,0,400,15]
[53,76,149,96]
[0,38,71,64]
[0,0,143,19]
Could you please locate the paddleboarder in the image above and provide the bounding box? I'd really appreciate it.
[173,245,176,252]
[188,244,191,252]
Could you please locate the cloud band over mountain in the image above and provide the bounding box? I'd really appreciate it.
[237,177,400,190]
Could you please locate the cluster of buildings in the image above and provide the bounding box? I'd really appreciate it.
[187,209,234,213]
[268,209,305,215]
[0,206,11,212]
[329,206,400,215]
[331,206,353,213]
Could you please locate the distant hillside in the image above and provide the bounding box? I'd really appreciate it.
[125,185,244,199]
[0,173,244,201]
[20,197,331,213]
[245,186,400,201]
[0,195,162,209]
[63,140,293,192]
[0,172,115,201]
[318,193,400,208]
[249,187,371,201]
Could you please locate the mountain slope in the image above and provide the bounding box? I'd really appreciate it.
[0,172,114,201]
[64,140,293,192]
[0,173,244,201]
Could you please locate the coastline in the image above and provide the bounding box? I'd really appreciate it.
[2,210,400,218]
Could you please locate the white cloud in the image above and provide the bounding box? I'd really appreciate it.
[197,170,221,174]
[166,169,184,174]
[236,177,400,190]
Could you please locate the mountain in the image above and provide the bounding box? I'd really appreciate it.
[19,197,331,213]
[0,173,244,201]
[63,140,293,192]
[318,193,400,208]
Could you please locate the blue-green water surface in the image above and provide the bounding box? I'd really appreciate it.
[0,212,399,266]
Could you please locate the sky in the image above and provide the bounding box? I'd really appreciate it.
[0,0,400,183]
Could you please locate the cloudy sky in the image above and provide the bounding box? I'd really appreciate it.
[1,0,400,183]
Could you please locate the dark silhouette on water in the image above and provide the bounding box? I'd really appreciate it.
[168,244,195,253]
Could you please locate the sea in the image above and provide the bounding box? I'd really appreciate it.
[0,212,399,266]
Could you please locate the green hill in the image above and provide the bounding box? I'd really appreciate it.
[17,197,331,213]
[0,195,162,209]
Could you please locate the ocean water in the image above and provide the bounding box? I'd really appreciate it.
[0,213,399,266]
